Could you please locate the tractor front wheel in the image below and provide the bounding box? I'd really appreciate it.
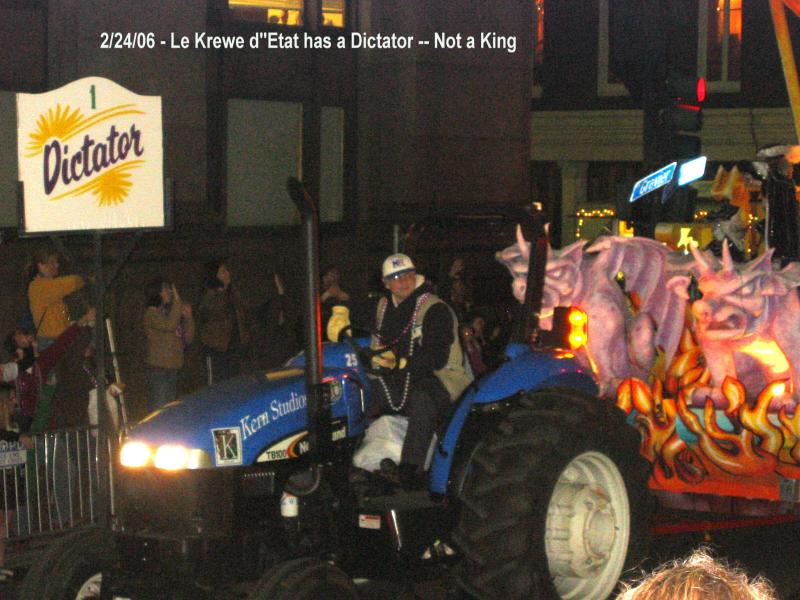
[17,527,117,600]
[248,558,359,600]
[454,390,651,600]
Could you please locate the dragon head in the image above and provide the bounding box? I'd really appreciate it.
[670,242,800,342]
[495,225,531,304]
[496,226,586,330]
[540,241,587,329]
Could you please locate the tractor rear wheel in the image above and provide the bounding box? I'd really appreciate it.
[454,389,651,600]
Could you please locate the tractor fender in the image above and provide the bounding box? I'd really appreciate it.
[428,344,598,495]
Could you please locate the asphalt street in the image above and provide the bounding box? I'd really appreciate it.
[3,521,799,599]
[357,520,800,599]
[645,520,800,600]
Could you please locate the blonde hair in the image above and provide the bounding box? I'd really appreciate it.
[617,549,777,600]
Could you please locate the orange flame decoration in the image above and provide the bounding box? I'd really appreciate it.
[616,326,800,492]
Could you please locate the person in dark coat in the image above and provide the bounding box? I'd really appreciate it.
[758,144,800,266]
[255,271,298,369]
[197,260,248,385]
[367,254,472,487]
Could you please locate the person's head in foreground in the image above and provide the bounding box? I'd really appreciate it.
[617,548,777,600]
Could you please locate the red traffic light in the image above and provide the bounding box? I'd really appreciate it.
[696,77,706,103]
[667,72,706,104]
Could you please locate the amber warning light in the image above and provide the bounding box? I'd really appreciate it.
[567,308,588,350]
[543,306,588,351]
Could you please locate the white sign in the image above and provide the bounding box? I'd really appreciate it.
[0,440,26,467]
[17,77,165,234]
[677,156,707,186]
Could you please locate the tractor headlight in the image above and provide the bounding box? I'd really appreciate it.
[154,445,189,470]
[120,441,212,470]
[120,441,152,468]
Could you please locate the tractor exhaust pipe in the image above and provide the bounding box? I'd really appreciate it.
[286,177,330,459]
[510,206,547,344]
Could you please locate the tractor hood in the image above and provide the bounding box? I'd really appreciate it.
[123,365,358,468]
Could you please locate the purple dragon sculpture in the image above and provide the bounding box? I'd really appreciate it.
[497,228,690,396]
[667,241,800,408]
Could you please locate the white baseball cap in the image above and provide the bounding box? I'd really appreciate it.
[382,253,416,280]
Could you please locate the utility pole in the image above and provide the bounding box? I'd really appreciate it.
[620,0,670,237]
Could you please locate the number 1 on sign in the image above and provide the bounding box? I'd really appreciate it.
[90,84,96,109]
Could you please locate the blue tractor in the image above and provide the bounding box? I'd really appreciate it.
[20,179,651,600]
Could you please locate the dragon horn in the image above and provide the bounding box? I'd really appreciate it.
[721,239,735,273]
[689,242,713,276]
[516,225,530,262]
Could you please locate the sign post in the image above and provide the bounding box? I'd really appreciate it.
[17,77,167,525]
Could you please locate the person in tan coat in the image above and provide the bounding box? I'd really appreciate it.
[143,278,194,413]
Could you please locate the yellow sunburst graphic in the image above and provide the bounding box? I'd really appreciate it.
[26,105,83,155]
[49,160,144,206]
[25,103,145,157]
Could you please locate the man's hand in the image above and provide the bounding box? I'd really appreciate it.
[371,348,397,370]
[79,307,97,327]
[322,285,349,303]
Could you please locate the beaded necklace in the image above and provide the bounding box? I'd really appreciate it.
[372,292,430,411]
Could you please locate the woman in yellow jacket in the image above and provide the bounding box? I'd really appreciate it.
[27,250,85,349]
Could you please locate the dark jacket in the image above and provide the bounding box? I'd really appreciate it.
[198,286,249,353]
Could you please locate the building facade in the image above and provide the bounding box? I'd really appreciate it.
[531,0,800,245]
[0,0,532,415]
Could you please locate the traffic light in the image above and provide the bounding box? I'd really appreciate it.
[663,72,705,160]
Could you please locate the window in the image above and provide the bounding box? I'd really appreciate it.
[320,107,344,222]
[321,0,345,27]
[533,0,544,95]
[226,99,303,226]
[228,0,345,28]
[597,0,629,96]
[600,1,742,97]
[698,0,741,91]
[0,92,18,226]
[226,100,345,226]
[228,0,304,25]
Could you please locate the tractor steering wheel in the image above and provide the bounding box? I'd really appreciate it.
[339,326,398,376]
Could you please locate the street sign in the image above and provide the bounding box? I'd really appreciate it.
[677,156,707,185]
[629,162,677,203]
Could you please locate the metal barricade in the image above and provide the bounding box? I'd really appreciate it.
[0,426,112,542]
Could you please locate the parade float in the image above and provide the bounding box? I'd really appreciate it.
[499,226,800,509]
